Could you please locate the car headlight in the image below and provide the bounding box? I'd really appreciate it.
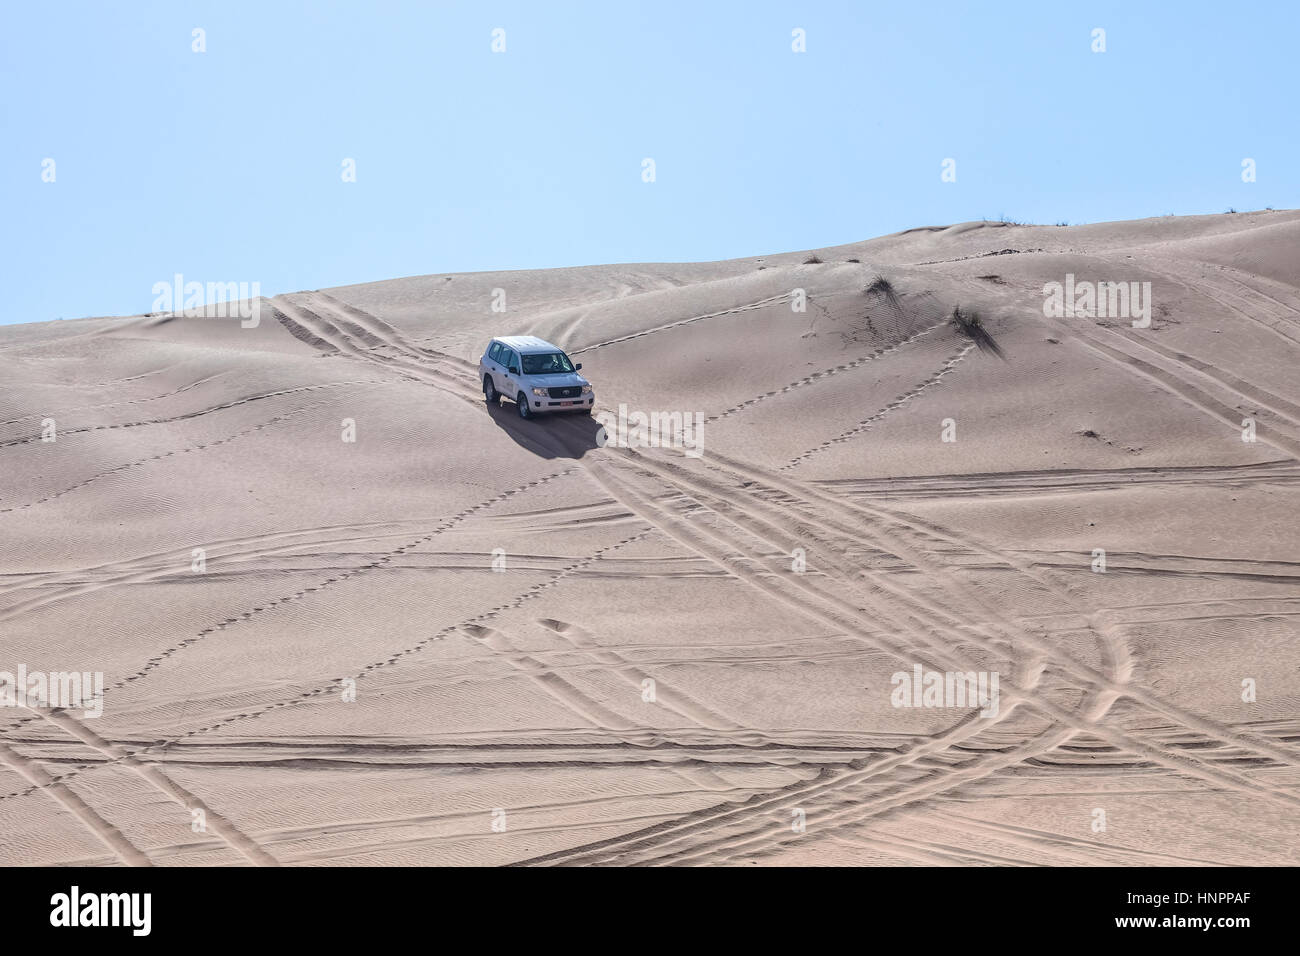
[531,387,548,397]
[581,385,593,394]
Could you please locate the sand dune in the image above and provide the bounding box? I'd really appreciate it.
[2,210,1298,866]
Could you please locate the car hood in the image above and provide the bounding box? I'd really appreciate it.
[527,373,589,388]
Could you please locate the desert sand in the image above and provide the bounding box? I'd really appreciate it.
[1,210,1297,866]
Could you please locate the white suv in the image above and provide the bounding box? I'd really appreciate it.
[479,335,594,419]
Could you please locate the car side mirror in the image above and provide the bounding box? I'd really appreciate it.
[575,363,582,371]
[508,366,519,375]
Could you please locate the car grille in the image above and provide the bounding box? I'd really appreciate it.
[547,386,581,399]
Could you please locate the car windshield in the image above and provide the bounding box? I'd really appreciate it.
[521,351,574,375]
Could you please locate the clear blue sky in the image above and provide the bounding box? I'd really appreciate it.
[2,0,1295,326]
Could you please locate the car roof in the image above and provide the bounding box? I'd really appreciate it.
[493,335,563,354]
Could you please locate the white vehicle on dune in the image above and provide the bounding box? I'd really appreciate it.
[479,335,594,419]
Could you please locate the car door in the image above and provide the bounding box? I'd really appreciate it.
[496,347,517,396]
[488,343,509,393]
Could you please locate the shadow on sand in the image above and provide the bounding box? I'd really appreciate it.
[482,397,605,460]
[952,306,1006,359]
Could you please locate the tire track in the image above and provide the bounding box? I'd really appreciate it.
[0,515,451,602]
[814,459,1300,500]
[0,468,581,750]
[138,526,653,756]
[505,458,1076,864]
[508,439,1299,860]
[35,708,278,866]
[1130,254,1300,347]
[269,298,480,403]
[0,509,642,804]
[0,739,151,866]
[686,444,1300,771]
[539,618,743,731]
[0,370,228,429]
[0,403,320,515]
[309,292,478,373]
[460,623,641,731]
[0,380,378,450]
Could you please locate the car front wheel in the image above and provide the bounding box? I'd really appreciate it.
[516,392,532,419]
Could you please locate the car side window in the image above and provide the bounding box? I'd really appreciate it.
[501,349,516,371]
[487,342,501,363]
